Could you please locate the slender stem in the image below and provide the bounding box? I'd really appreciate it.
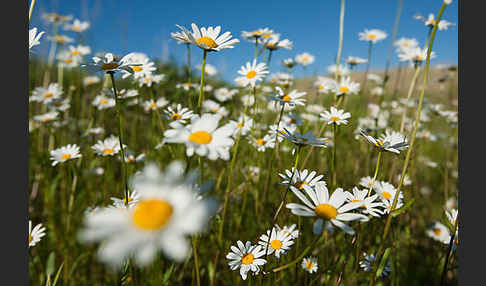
[366,151,382,196]
[331,123,337,187]
[335,0,345,81]
[267,50,273,66]
[192,236,201,286]
[271,234,320,273]
[186,44,191,84]
[399,65,421,133]
[440,219,458,285]
[29,0,37,23]
[254,38,259,60]
[368,4,448,285]
[197,49,207,113]
[109,72,129,204]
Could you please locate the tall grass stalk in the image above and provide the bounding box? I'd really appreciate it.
[197,50,208,113]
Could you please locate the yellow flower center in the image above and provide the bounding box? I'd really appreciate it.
[246,70,257,79]
[256,139,265,146]
[368,34,377,40]
[294,181,307,190]
[61,153,71,160]
[64,59,73,64]
[382,192,392,200]
[131,66,143,72]
[44,93,54,98]
[132,199,173,230]
[124,197,133,204]
[210,108,218,113]
[55,36,66,42]
[314,203,338,220]
[302,56,308,62]
[375,140,384,147]
[101,62,119,70]
[241,253,254,265]
[339,87,350,94]
[171,113,182,120]
[433,228,441,236]
[330,116,340,122]
[252,30,262,35]
[281,95,291,102]
[403,42,409,47]
[149,103,157,109]
[317,84,324,90]
[262,34,271,38]
[100,99,108,105]
[270,240,283,250]
[72,25,81,31]
[104,148,115,155]
[189,131,212,145]
[196,36,218,49]
[237,123,244,128]
[71,50,80,55]
[29,235,33,243]
[416,56,424,61]
[306,261,314,270]
[145,77,151,83]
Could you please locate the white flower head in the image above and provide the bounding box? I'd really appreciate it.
[295,52,315,66]
[359,29,387,43]
[258,226,295,258]
[235,59,269,88]
[226,241,267,280]
[301,257,318,274]
[320,107,351,125]
[29,27,45,51]
[181,23,240,52]
[50,144,82,166]
[29,220,46,247]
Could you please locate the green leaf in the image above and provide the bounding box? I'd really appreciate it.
[376,248,391,278]
[391,198,415,217]
[46,252,56,277]
[162,263,175,286]
[442,213,456,233]
[52,262,64,286]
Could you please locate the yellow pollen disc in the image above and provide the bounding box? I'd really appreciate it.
[368,34,377,40]
[72,25,81,31]
[211,108,218,113]
[382,192,392,200]
[294,181,307,190]
[281,95,291,102]
[330,116,340,122]
[196,36,217,49]
[145,77,151,83]
[132,199,173,230]
[241,253,254,265]
[302,57,308,62]
[262,34,271,38]
[131,66,143,72]
[104,148,115,155]
[100,99,108,105]
[71,50,80,55]
[252,30,262,36]
[433,228,441,235]
[256,139,265,146]
[306,262,314,269]
[339,86,350,93]
[189,131,212,145]
[171,113,182,120]
[44,93,54,98]
[29,235,33,243]
[61,153,71,160]
[237,123,244,128]
[271,240,283,250]
[416,56,424,61]
[55,36,65,42]
[246,70,257,79]
[101,62,119,70]
[403,42,409,47]
[375,140,384,147]
[124,197,133,203]
[315,203,338,220]
[317,85,324,90]
[65,59,73,64]
[149,103,157,109]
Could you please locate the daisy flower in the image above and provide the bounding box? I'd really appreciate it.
[346,56,368,67]
[84,127,105,137]
[271,86,306,107]
[57,50,81,68]
[394,37,419,51]
[398,47,436,66]
[171,25,192,44]
[283,58,297,69]
[287,182,369,235]
[370,86,384,96]
[235,60,269,88]
[48,34,74,44]
[202,100,229,118]
[367,73,383,85]
[344,187,384,217]
[426,222,451,244]
[327,64,350,77]
[50,144,82,166]
[92,95,115,110]
[110,190,141,209]
[138,73,165,87]
[278,128,327,150]
[143,98,169,112]
[417,14,455,30]
[314,76,337,94]
[301,257,318,274]
[33,111,59,123]
[374,181,404,203]
[164,104,195,128]
[359,129,409,154]
[226,241,266,280]
[278,169,325,191]
[29,220,46,248]
[334,76,360,96]
[269,72,294,88]
[258,225,295,258]
[29,27,45,51]
[91,136,124,157]
[320,107,351,125]
[83,53,141,75]
[263,33,293,51]
[381,195,404,214]
[359,29,388,43]
[64,19,90,32]
[181,23,239,52]
[359,252,391,277]
[197,63,218,76]
[164,114,234,160]
[83,76,101,86]
[68,44,91,56]
[116,89,139,99]
[31,83,63,104]
[176,82,199,91]
[445,208,458,227]
[214,87,238,102]
[251,134,276,152]
[241,94,255,107]
[226,114,254,137]
[295,52,315,66]
[79,162,218,267]
[241,28,274,41]
[42,12,72,24]
[277,224,300,239]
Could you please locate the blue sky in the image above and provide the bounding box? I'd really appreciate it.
[30,0,458,82]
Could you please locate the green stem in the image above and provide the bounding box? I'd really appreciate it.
[440,219,458,285]
[271,234,320,273]
[109,72,129,204]
[368,3,448,285]
[254,38,259,60]
[197,49,207,113]
[399,65,422,133]
[332,123,337,187]
[192,236,201,286]
[367,151,382,196]
[335,0,345,81]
